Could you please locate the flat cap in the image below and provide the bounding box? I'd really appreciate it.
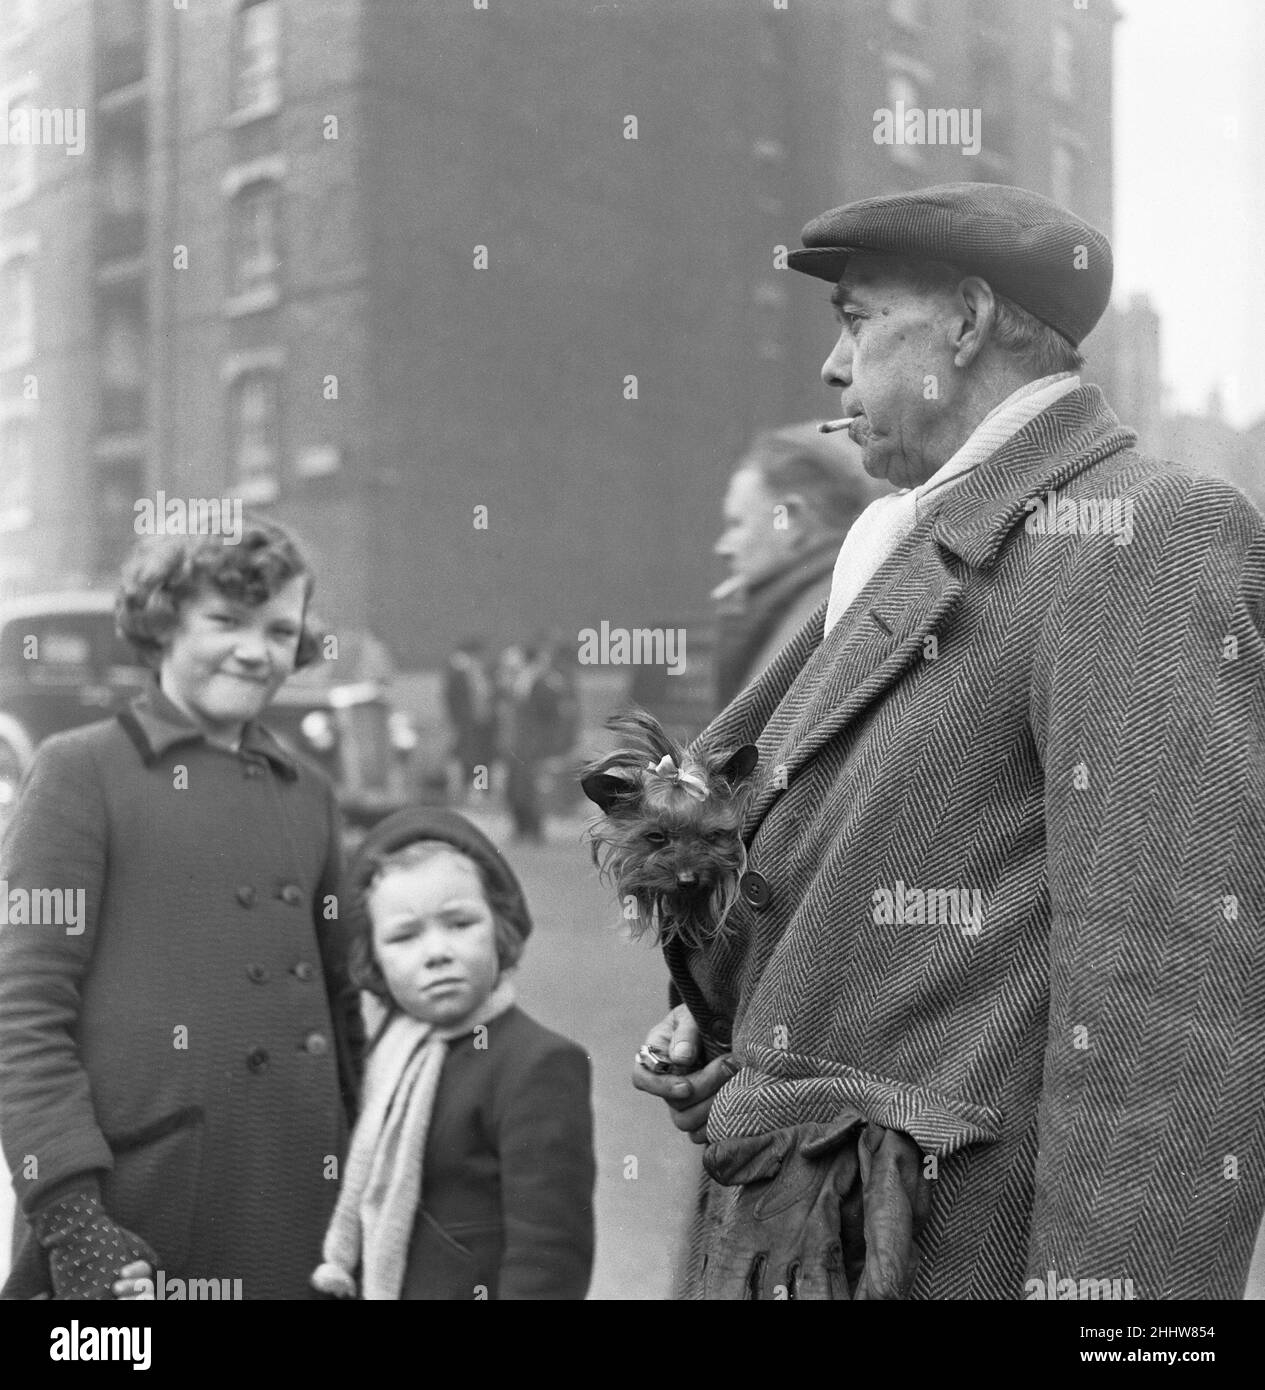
[787,182,1112,347]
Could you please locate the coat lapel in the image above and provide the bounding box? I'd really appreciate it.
[740,385,1137,842]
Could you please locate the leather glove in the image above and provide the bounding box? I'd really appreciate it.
[701,1111,929,1300]
[31,1183,159,1302]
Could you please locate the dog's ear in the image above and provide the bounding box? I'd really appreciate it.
[581,770,638,813]
[718,744,759,784]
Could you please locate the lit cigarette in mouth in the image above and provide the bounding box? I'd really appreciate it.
[819,416,859,434]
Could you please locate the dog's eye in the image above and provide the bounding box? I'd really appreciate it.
[644,831,668,846]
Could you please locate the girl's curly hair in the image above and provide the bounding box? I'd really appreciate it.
[115,517,321,669]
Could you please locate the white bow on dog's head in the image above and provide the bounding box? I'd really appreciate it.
[647,753,709,802]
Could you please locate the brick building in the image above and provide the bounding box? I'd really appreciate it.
[1,0,1119,666]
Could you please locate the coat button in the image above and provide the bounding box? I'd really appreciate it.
[279,884,302,906]
[246,964,269,984]
[303,1031,329,1056]
[739,870,771,909]
[236,885,257,908]
[292,961,316,982]
[246,1047,270,1072]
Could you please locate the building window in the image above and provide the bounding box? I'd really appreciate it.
[231,180,280,300]
[0,0,36,48]
[1052,23,1075,102]
[0,78,36,205]
[0,418,33,531]
[884,71,923,168]
[230,372,280,502]
[0,257,33,366]
[1051,143,1077,209]
[888,0,925,29]
[233,0,280,117]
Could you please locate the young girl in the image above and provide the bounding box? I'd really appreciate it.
[0,521,362,1300]
[311,807,595,1300]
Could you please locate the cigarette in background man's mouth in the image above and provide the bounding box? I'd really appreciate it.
[819,417,858,434]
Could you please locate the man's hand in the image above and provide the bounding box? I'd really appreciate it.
[630,1004,739,1144]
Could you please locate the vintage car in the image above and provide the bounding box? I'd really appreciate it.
[0,591,440,831]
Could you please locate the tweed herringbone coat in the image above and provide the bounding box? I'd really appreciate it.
[668,385,1265,1300]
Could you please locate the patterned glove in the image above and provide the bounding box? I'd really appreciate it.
[31,1184,159,1302]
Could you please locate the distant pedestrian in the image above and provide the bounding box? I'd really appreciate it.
[502,636,578,844]
[442,637,497,800]
[312,807,595,1300]
[712,422,883,707]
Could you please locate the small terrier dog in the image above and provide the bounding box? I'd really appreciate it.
[581,710,759,952]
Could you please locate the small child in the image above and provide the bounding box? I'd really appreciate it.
[311,808,595,1300]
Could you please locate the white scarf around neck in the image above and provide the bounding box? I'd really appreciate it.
[311,975,517,1300]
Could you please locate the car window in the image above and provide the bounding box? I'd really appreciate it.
[0,611,143,686]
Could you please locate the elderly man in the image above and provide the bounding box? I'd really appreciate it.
[635,183,1265,1300]
[712,424,884,707]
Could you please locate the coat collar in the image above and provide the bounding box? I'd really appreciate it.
[927,383,1136,572]
[706,384,1138,842]
[119,681,299,779]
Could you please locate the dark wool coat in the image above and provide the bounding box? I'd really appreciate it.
[399,1005,595,1301]
[0,686,364,1299]
[669,386,1265,1299]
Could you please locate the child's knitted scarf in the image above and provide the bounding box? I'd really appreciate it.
[311,976,517,1300]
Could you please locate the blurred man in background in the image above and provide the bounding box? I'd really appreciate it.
[712,424,884,707]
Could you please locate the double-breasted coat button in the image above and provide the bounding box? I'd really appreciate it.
[303,1031,329,1056]
[739,870,771,909]
[279,884,302,906]
[236,885,257,908]
[246,1047,270,1072]
[246,964,269,984]
[292,961,316,981]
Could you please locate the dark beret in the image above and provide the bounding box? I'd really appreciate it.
[786,182,1112,348]
[343,806,533,950]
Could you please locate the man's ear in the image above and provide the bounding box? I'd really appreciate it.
[581,770,637,813]
[951,275,996,369]
[718,744,759,784]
